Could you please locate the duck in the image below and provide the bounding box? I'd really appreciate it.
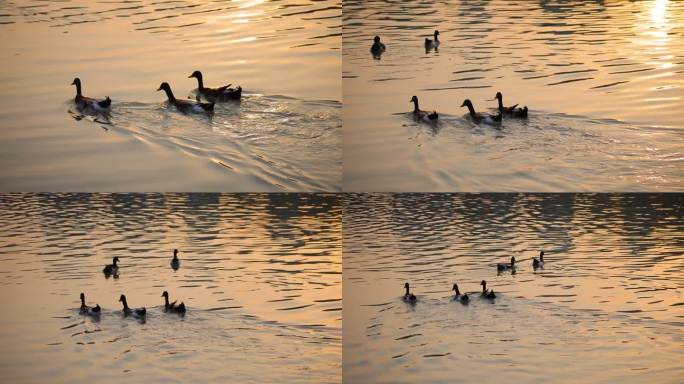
[460,99,502,125]
[403,282,417,303]
[424,30,440,50]
[119,294,146,318]
[493,92,528,118]
[71,78,111,113]
[410,95,438,122]
[497,256,516,272]
[452,283,469,303]
[533,251,545,269]
[157,82,214,114]
[171,248,180,270]
[102,256,119,275]
[370,36,386,57]
[79,293,101,316]
[188,70,242,102]
[480,280,496,299]
[161,291,186,313]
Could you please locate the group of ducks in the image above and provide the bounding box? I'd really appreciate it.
[403,251,545,304]
[79,249,186,320]
[71,70,242,116]
[370,32,529,125]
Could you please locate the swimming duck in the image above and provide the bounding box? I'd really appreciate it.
[370,36,386,58]
[460,99,502,125]
[403,282,417,303]
[188,70,242,102]
[161,291,186,313]
[424,30,440,50]
[71,78,111,113]
[497,256,516,272]
[171,249,180,270]
[493,92,528,118]
[410,95,438,122]
[480,280,496,299]
[157,82,214,114]
[119,294,146,318]
[452,283,469,303]
[102,256,119,275]
[79,293,101,316]
[533,251,545,269]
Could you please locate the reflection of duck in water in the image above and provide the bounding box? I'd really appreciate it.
[461,99,501,125]
[403,282,417,303]
[157,82,214,114]
[188,70,242,102]
[452,283,469,303]
[533,251,545,269]
[370,36,386,59]
[411,95,438,122]
[493,92,528,118]
[497,256,516,272]
[79,293,101,316]
[424,30,440,51]
[480,280,496,299]
[71,78,111,113]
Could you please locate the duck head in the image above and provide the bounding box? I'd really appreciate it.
[460,99,473,108]
[511,256,516,266]
[113,256,120,265]
[434,30,440,38]
[452,283,460,295]
[118,294,126,303]
[480,280,487,291]
[71,78,82,96]
[173,249,179,258]
[157,82,175,101]
[188,70,202,80]
[404,282,410,289]
[410,96,418,103]
[161,291,169,298]
[374,36,381,43]
[494,91,503,101]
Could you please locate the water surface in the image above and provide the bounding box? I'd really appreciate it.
[344,193,684,383]
[0,0,341,191]
[343,0,684,191]
[0,193,341,383]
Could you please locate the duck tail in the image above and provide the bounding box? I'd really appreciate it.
[98,97,111,108]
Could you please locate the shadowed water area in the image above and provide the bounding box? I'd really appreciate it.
[343,193,684,383]
[343,0,684,191]
[0,0,341,191]
[0,193,341,383]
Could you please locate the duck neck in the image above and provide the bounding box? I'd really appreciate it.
[540,253,544,262]
[482,283,486,293]
[497,97,503,110]
[163,88,176,102]
[405,286,410,296]
[74,82,82,97]
[80,296,86,308]
[434,32,439,43]
[164,295,169,307]
[412,99,420,113]
[112,258,117,267]
[121,298,129,311]
[466,103,476,117]
[454,286,460,296]
[195,75,204,91]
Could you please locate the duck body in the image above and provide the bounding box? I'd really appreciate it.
[79,293,101,316]
[424,30,440,50]
[461,99,501,125]
[480,280,496,299]
[452,283,469,303]
[157,82,214,114]
[71,78,111,113]
[103,256,119,275]
[189,71,242,102]
[119,294,146,318]
[533,251,545,269]
[494,92,528,118]
[410,95,438,122]
[370,36,386,57]
[497,256,516,272]
[403,282,417,303]
[162,291,186,314]
[171,249,180,270]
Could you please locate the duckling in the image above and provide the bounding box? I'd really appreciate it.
[480,280,496,299]
[161,291,186,313]
[533,251,545,269]
[403,282,417,303]
[119,294,146,318]
[410,95,438,122]
[370,36,386,58]
[157,82,214,114]
[424,30,440,50]
[71,78,111,113]
[102,256,119,275]
[497,256,516,272]
[493,92,528,118]
[171,248,180,270]
[460,99,501,125]
[188,70,242,102]
[452,283,469,303]
[79,293,101,316]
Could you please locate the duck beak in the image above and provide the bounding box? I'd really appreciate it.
[188,74,193,78]
[156,86,162,91]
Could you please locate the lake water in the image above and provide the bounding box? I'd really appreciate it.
[0,193,341,383]
[343,0,684,191]
[343,193,684,383]
[0,0,341,191]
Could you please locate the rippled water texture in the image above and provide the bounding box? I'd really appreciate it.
[344,193,684,383]
[0,1,341,191]
[343,0,684,191]
[0,193,341,383]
